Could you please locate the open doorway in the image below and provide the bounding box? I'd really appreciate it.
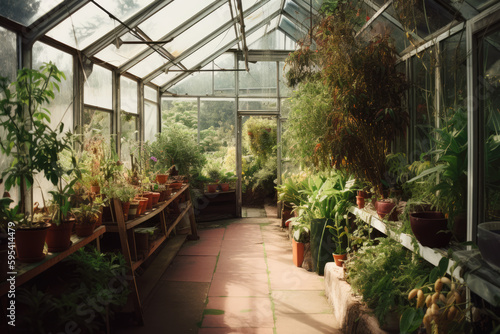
[238,115,278,218]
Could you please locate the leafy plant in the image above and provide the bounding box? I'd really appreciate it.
[346,237,433,325]
[400,257,470,334]
[292,223,310,243]
[0,63,68,226]
[326,212,350,255]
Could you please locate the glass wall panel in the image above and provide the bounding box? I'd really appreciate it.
[83,108,112,141]
[121,113,138,165]
[479,29,500,222]
[441,31,467,112]
[168,69,212,96]
[214,54,236,96]
[200,98,236,173]
[239,98,278,111]
[32,42,74,205]
[0,26,18,200]
[121,76,138,114]
[144,85,157,102]
[0,0,63,26]
[144,100,158,142]
[161,98,198,133]
[0,27,17,81]
[84,65,112,109]
[239,62,278,97]
[279,61,293,98]
[412,50,436,161]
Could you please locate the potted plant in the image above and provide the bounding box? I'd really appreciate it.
[291,223,310,267]
[72,201,102,237]
[0,63,67,260]
[219,172,237,192]
[327,212,350,267]
[206,168,221,193]
[102,183,137,221]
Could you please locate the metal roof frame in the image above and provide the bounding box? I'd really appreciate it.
[161,9,281,93]
[142,0,272,83]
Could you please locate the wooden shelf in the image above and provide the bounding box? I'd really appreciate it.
[167,202,192,235]
[131,234,167,271]
[0,226,106,296]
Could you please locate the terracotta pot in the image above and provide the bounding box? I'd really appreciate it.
[142,192,153,210]
[122,201,131,221]
[90,185,100,194]
[151,192,160,206]
[333,253,347,267]
[156,174,169,184]
[207,184,217,193]
[75,222,96,237]
[136,197,148,215]
[220,183,230,192]
[170,182,183,191]
[46,219,75,252]
[281,208,293,228]
[357,190,367,198]
[410,211,451,248]
[376,200,398,221]
[356,196,365,209]
[292,239,304,267]
[15,223,50,262]
[128,201,140,219]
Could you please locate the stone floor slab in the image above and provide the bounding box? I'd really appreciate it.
[275,313,341,334]
[209,272,270,297]
[199,328,274,334]
[162,255,217,282]
[272,290,333,314]
[178,238,222,256]
[202,297,274,328]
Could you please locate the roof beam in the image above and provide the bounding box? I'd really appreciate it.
[23,0,90,46]
[160,9,279,92]
[117,0,229,74]
[83,0,175,56]
[142,0,270,83]
[236,0,249,71]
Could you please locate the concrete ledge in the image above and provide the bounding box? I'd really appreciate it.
[324,263,391,334]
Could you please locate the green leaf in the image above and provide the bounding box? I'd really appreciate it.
[400,308,424,333]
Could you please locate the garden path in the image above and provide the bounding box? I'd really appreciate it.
[116,215,341,333]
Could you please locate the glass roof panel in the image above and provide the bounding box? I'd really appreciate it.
[284,0,311,28]
[46,2,117,50]
[181,29,237,69]
[359,14,409,54]
[392,0,456,38]
[94,0,154,21]
[94,32,148,67]
[465,0,499,11]
[144,85,157,101]
[138,0,208,41]
[128,51,168,78]
[0,0,63,26]
[151,72,177,86]
[245,0,282,31]
[163,3,231,58]
[279,16,308,41]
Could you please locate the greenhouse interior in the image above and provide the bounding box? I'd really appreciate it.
[1,0,500,333]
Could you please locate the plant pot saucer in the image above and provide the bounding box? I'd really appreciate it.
[48,240,72,253]
[16,253,46,263]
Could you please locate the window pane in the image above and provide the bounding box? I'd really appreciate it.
[84,65,112,109]
[239,98,277,111]
[200,99,236,172]
[128,52,167,78]
[32,42,74,205]
[279,61,293,98]
[121,76,138,114]
[121,113,138,166]
[94,32,148,67]
[83,108,112,139]
[479,30,500,222]
[145,85,157,102]
[144,100,158,142]
[0,27,17,81]
[0,0,63,26]
[169,67,212,96]
[94,0,154,21]
[441,32,467,112]
[214,53,235,96]
[161,98,198,134]
[239,62,278,97]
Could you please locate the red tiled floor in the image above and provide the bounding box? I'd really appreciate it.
[198,328,274,334]
[178,238,222,256]
[209,272,270,297]
[198,228,226,240]
[202,296,274,328]
[215,256,268,274]
[161,255,217,282]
